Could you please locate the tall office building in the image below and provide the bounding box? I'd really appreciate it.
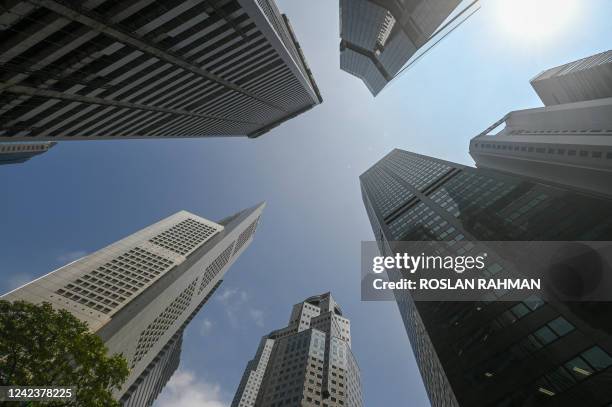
[360,149,612,407]
[0,141,55,165]
[121,330,184,407]
[1,203,265,405]
[470,51,612,198]
[339,0,466,95]
[120,280,222,407]
[0,0,321,141]
[232,293,363,407]
[530,50,612,106]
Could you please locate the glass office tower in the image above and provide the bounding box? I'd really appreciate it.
[360,149,612,407]
[339,0,464,95]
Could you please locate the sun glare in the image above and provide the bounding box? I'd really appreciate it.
[495,0,580,42]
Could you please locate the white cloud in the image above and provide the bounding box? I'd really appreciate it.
[216,287,247,304]
[57,250,87,264]
[199,318,214,336]
[249,309,265,327]
[215,287,263,329]
[216,288,235,302]
[155,370,228,407]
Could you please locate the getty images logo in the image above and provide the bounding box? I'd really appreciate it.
[372,253,487,274]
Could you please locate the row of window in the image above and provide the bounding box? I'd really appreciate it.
[198,242,234,295]
[363,167,413,218]
[150,218,218,256]
[0,144,48,152]
[387,151,452,192]
[56,247,174,314]
[472,316,575,384]
[474,141,612,159]
[234,217,260,255]
[456,296,545,356]
[536,346,612,396]
[131,279,197,367]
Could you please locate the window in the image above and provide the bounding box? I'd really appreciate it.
[56,247,174,314]
[198,243,234,295]
[533,326,557,345]
[510,303,530,318]
[548,317,574,336]
[234,217,260,255]
[544,366,575,392]
[524,295,545,310]
[132,279,198,367]
[565,356,594,379]
[150,218,218,255]
[581,346,612,371]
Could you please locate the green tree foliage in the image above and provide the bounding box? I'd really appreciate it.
[0,300,129,406]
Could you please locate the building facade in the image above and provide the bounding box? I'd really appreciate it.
[0,141,55,165]
[232,293,363,407]
[339,0,463,95]
[120,280,222,407]
[2,203,265,405]
[0,0,321,141]
[530,50,612,106]
[470,51,612,198]
[360,149,612,407]
[120,330,184,407]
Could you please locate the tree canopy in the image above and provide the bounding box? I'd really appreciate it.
[0,300,129,406]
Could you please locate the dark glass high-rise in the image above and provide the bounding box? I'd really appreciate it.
[360,148,612,407]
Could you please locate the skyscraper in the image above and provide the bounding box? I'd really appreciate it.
[0,1,321,142]
[360,149,612,406]
[232,293,363,407]
[339,0,472,96]
[0,142,56,166]
[120,280,222,407]
[470,51,612,198]
[120,330,184,407]
[530,50,612,106]
[1,203,265,405]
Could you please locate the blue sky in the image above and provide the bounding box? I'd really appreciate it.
[0,1,611,406]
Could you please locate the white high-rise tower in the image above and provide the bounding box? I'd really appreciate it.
[2,203,265,405]
[232,293,363,407]
[470,51,612,198]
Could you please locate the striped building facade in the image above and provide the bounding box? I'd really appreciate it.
[0,0,321,141]
[0,141,55,165]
